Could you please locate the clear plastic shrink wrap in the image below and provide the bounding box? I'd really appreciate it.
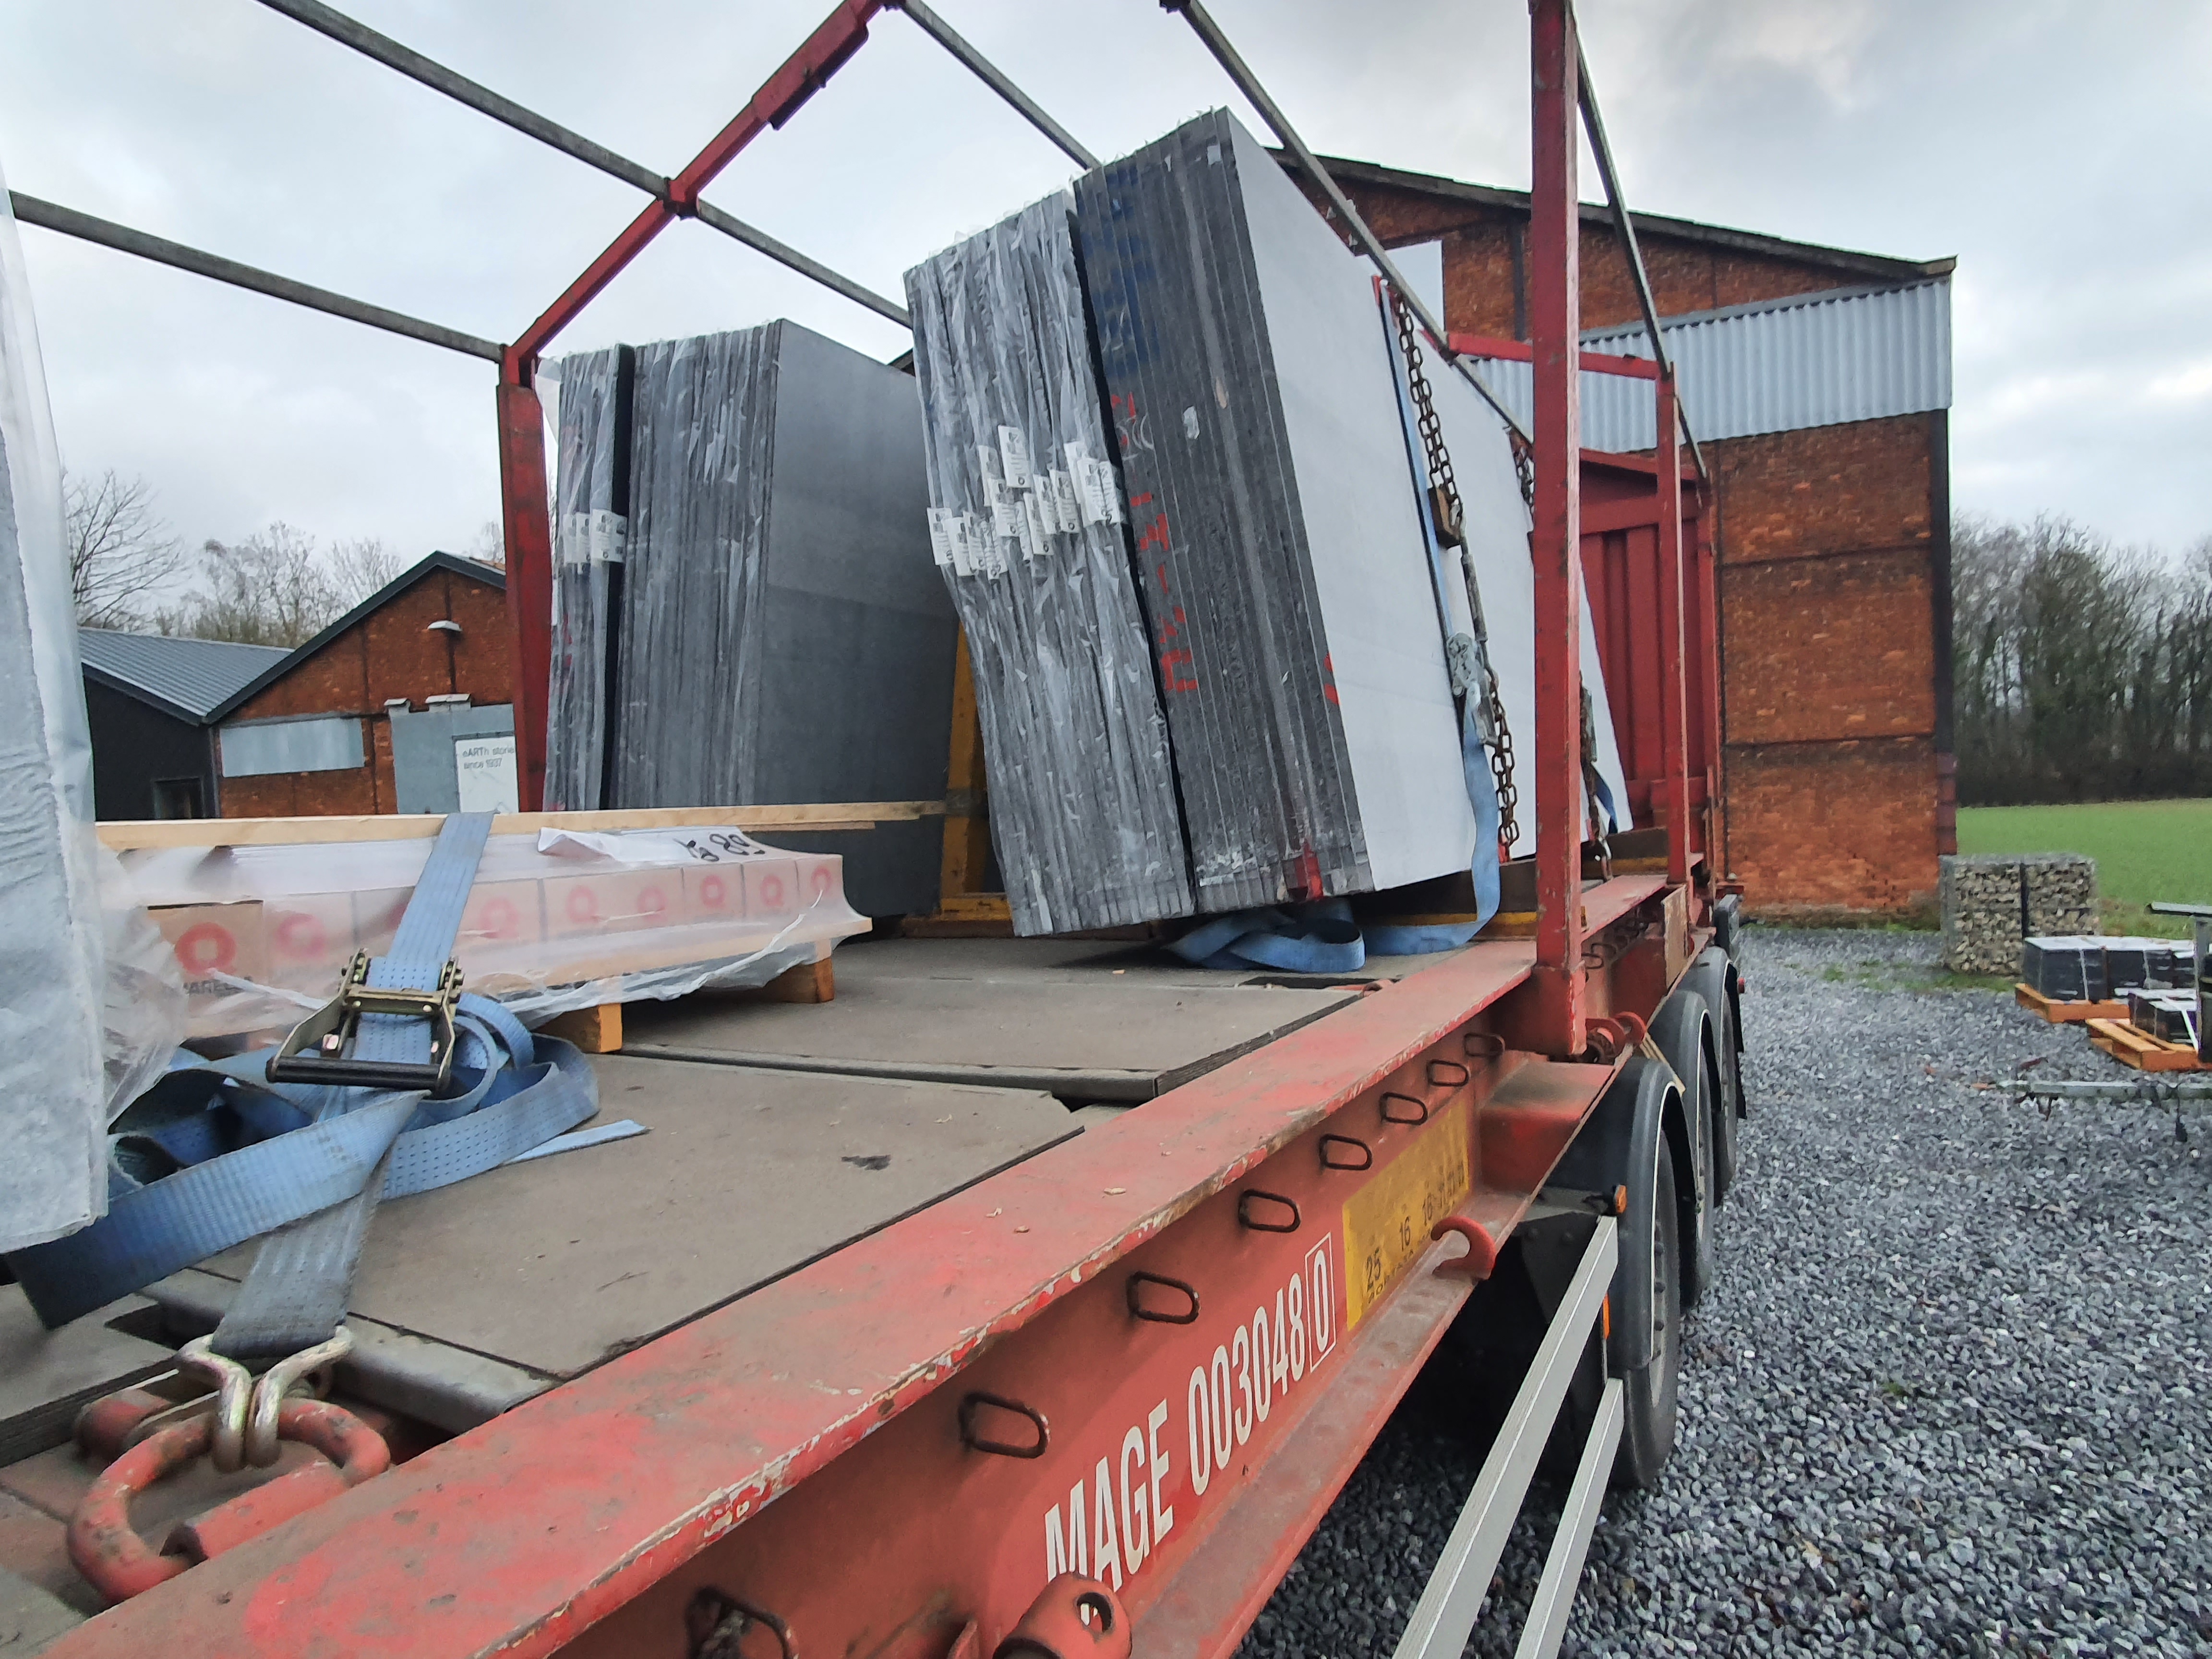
[544,345,631,812]
[0,172,185,1249]
[125,828,869,1039]
[904,194,1192,934]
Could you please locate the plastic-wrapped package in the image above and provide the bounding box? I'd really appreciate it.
[543,345,632,812]
[545,318,957,917]
[0,170,112,1251]
[1074,111,1480,911]
[904,194,1193,934]
[120,827,870,1039]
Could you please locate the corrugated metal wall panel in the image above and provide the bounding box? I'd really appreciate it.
[1463,277,1950,451]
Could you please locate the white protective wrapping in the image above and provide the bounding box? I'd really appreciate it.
[0,170,111,1249]
[120,827,870,1038]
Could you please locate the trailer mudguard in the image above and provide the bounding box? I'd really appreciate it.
[1542,1056,1678,1373]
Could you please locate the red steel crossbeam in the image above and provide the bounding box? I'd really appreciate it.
[1655,368,1692,884]
[1527,0,1586,1058]
[497,0,884,809]
[1446,331,1659,381]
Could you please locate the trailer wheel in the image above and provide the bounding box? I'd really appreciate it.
[1649,990,1716,1310]
[1614,1135,1683,1490]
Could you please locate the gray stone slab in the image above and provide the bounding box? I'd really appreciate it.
[195,1057,1076,1380]
[0,1289,174,1466]
[624,973,1356,1099]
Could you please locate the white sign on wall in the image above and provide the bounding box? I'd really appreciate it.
[454,734,519,815]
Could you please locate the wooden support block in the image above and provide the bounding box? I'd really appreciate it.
[2015,984,2130,1024]
[761,957,835,1004]
[540,1003,623,1054]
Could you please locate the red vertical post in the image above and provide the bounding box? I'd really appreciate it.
[1529,0,1585,1055]
[497,375,553,812]
[1657,369,1690,886]
[1696,509,1723,873]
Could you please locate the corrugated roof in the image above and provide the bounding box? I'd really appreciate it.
[1464,277,1952,451]
[78,629,289,723]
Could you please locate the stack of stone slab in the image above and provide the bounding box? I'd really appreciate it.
[902,108,1635,933]
[544,320,959,918]
[902,194,1191,935]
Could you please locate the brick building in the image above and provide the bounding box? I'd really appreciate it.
[209,552,515,817]
[1313,157,1956,920]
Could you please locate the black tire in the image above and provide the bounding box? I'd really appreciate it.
[1686,948,1744,1202]
[1708,977,1742,1200]
[1613,1136,1682,1490]
[1648,992,1715,1310]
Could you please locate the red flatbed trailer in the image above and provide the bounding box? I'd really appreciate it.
[3,3,1748,1654]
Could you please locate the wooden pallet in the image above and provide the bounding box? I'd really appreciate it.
[2086,1017,2204,1073]
[2016,983,2129,1024]
[538,956,837,1054]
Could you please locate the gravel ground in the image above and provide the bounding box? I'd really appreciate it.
[1240,927,2212,1659]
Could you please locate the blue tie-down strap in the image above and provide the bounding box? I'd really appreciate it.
[12,1016,597,1331]
[1167,898,1367,974]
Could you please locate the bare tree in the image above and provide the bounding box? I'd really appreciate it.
[1955,514,2212,803]
[160,524,344,648]
[330,537,403,601]
[463,519,505,568]
[66,469,186,629]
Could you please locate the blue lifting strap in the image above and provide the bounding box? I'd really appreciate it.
[9,813,599,1344]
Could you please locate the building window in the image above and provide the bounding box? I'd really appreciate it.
[218,715,366,778]
[151,777,205,819]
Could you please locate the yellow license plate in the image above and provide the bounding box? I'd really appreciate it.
[1342,1097,1472,1331]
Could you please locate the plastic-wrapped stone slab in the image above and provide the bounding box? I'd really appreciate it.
[544,345,632,812]
[1075,109,1477,912]
[551,319,957,917]
[904,195,1191,935]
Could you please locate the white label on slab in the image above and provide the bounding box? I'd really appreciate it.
[1065,443,1104,526]
[1094,458,1127,525]
[998,424,1033,489]
[1182,407,1201,442]
[590,509,627,564]
[926,508,955,567]
[454,735,519,815]
[1020,490,1051,561]
[1051,469,1081,533]
[558,513,591,567]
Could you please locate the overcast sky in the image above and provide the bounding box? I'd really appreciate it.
[3,0,2207,580]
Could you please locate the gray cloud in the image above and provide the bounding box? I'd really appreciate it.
[4,0,2204,572]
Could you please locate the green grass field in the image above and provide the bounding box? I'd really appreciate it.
[1956,798,2212,938]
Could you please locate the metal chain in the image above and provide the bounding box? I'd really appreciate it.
[1390,287,1520,849]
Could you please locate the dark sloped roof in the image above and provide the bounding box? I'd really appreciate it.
[1299,154,1955,283]
[205,550,505,723]
[78,629,289,724]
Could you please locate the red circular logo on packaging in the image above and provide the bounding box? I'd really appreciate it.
[697,875,728,909]
[811,866,834,899]
[175,923,236,974]
[760,875,786,909]
[273,913,325,960]
[477,898,520,940]
[567,887,601,924]
[638,885,669,918]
